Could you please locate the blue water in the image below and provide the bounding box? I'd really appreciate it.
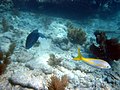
[12,0,120,20]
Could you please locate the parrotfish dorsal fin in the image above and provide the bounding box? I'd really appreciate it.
[73,48,83,61]
[34,29,38,32]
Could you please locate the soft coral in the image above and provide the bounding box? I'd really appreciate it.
[47,75,68,90]
[90,30,120,63]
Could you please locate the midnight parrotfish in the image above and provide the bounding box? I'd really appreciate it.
[73,48,111,69]
[25,29,46,49]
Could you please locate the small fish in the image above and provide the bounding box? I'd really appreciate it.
[73,48,111,69]
[25,29,46,49]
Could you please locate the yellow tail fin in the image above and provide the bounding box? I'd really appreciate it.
[73,48,83,61]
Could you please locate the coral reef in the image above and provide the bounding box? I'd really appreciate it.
[65,21,74,29]
[52,37,71,51]
[2,17,9,32]
[9,69,45,90]
[0,0,13,12]
[41,16,53,30]
[90,30,120,63]
[0,6,120,90]
[47,75,68,90]
[67,25,86,45]
[48,54,62,67]
[12,8,20,17]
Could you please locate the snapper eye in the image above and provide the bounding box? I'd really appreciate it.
[107,66,110,68]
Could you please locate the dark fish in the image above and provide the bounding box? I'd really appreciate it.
[25,29,46,49]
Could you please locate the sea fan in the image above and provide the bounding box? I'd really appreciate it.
[47,75,68,90]
[90,30,120,62]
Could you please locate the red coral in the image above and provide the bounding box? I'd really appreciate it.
[90,30,120,62]
[0,43,16,75]
[0,51,7,75]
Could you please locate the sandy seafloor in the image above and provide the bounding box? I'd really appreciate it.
[0,11,120,90]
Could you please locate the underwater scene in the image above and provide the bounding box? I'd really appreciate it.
[0,0,120,90]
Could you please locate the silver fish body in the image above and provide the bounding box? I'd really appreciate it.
[84,59,111,69]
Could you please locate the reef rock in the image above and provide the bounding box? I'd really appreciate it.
[25,57,53,74]
[9,70,45,90]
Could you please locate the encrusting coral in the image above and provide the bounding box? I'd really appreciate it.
[47,75,68,90]
[90,30,120,63]
[67,23,86,45]
[0,43,16,75]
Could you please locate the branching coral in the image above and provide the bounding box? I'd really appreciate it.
[47,75,68,90]
[48,54,62,67]
[67,25,86,45]
[90,30,120,63]
[0,43,16,75]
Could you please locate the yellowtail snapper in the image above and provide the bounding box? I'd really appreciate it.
[73,48,111,69]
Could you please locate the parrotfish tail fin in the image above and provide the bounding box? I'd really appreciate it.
[38,33,46,38]
[73,48,83,61]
